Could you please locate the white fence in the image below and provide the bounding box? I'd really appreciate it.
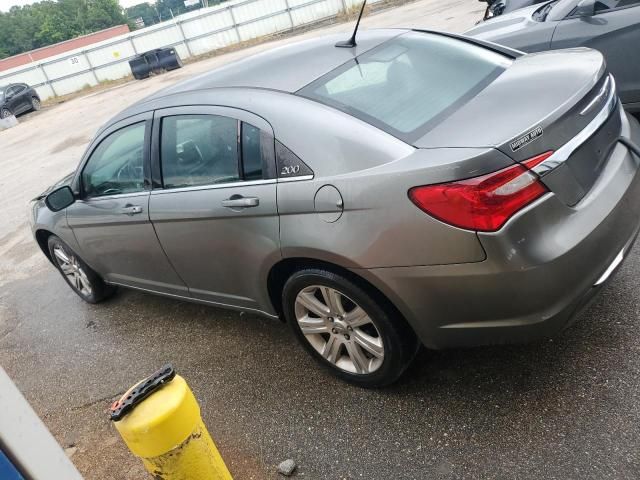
[0,0,381,101]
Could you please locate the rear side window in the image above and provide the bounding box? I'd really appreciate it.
[298,32,511,143]
[160,115,240,189]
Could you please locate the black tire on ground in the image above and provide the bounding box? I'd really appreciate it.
[282,268,419,388]
[0,108,12,119]
[47,235,116,304]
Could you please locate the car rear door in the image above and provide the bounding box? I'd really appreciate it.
[66,112,188,296]
[149,106,280,314]
[551,0,640,107]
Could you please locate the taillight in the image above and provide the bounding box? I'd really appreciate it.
[408,152,553,232]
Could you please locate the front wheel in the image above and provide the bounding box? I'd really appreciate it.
[31,96,41,111]
[0,108,12,119]
[47,235,115,304]
[282,269,419,387]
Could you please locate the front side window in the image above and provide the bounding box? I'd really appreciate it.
[82,122,146,198]
[298,32,511,142]
[594,0,640,11]
[161,115,240,189]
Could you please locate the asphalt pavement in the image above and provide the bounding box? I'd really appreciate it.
[1,1,639,479]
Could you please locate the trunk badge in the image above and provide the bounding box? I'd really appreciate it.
[510,126,544,152]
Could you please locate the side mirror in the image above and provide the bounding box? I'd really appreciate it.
[45,186,76,212]
[574,0,596,17]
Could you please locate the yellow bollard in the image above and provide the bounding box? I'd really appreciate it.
[110,365,233,480]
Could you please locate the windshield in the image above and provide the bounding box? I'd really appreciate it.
[298,32,511,143]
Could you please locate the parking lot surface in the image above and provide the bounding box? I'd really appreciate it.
[1,1,639,478]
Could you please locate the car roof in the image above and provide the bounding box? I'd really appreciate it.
[109,28,518,131]
[140,29,406,100]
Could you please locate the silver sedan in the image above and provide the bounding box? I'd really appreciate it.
[30,29,640,386]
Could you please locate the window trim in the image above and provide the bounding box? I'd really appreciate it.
[71,113,153,200]
[151,105,277,191]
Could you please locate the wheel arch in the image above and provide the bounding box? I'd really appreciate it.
[267,257,415,337]
[35,229,55,264]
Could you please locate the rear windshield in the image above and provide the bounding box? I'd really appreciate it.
[298,32,512,143]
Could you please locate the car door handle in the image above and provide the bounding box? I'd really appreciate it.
[221,196,259,208]
[121,205,143,215]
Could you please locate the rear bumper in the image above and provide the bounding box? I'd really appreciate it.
[357,111,640,349]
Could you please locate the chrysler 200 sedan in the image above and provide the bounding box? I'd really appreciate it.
[30,29,640,387]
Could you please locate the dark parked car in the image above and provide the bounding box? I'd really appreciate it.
[467,0,640,113]
[478,0,548,20]
[30,29,640,387]
[0,83,41,119]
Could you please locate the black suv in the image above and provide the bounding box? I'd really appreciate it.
[0,83,41,119]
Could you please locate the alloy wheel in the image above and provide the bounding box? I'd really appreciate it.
[0,108,11,119]
[53,245,93,297]
[294,285,384,374]
[32,98,41,110]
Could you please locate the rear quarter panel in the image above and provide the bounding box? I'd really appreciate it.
[277,148,516,268]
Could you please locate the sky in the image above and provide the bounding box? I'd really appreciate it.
[0,0,142,12]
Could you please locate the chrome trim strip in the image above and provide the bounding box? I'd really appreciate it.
[594,248,624,286]
[150,178,277,195]
[80,191,149,202]
[580,75,611,116]
[106,281,279,319]
[533,75,618,177]
[277,175,314,183]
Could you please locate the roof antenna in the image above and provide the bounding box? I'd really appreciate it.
[335,0,367,48]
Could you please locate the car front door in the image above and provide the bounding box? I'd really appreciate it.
[66,112,188,295]
[551,0,640,107]
[4,86,22,114]
[13,84,30,113]
[149,106,280,314]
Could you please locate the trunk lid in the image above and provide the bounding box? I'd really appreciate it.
[415,48,620,205]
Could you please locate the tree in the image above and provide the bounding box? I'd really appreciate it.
[0,0,129,60]
[155,0,201,21]
[126,2,159,28]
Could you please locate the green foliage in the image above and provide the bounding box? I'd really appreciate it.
[125,3,158,29]
[155,0,200,21]
[0,0,129,59]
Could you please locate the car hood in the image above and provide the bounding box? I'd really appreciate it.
[34,172,75,200]
[465,3,546,39]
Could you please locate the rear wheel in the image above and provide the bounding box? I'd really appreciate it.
[47,235,115,304]
[282,268,418,387]
[0,108,12,119]
[31,96,41,111]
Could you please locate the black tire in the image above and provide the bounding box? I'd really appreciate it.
[47,235,116,304]
[31,96,41,111]
[0,108,12,119]
[282,268,419,387]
